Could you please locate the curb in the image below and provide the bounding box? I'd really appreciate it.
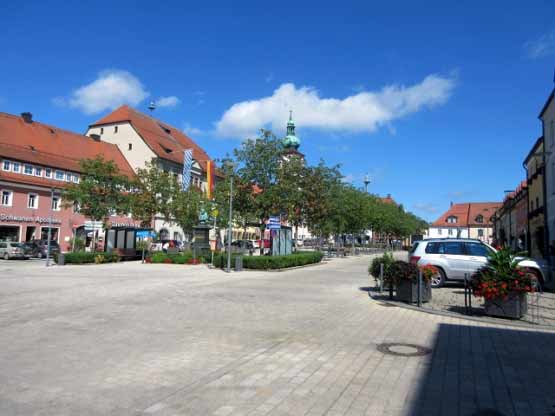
[367,288,555,332]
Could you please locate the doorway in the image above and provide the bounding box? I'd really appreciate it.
[25,226,36,241]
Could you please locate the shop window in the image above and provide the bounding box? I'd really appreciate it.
[51,196,60,211]
[2,160,10,171]
[12,162,20,173]
[1,190,13,206]
[24,164,33,175]
[27,193,38,209]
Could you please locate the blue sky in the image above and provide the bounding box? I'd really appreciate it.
[1,1,555,221]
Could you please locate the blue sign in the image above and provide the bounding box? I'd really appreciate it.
[136,230,155,238]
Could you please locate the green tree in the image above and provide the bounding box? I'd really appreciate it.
[62,156,130,251]
[129,161,176,227]
[172,188,206,238]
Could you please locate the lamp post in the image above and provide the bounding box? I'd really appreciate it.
[226,162,235,273]
[46,187,59,267]
[363,174,371,193]
[503,190,515,249]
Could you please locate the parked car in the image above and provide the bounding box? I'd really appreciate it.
[0,241,29,260]
[409,238,547,288]
[27,239,60,258]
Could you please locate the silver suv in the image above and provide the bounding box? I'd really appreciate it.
[409,238,547,288]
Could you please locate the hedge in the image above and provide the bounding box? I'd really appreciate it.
[55,251,120,264]
[146,251,210,265]
[212,251,324,270]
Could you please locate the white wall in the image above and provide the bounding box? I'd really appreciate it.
[427,227,468,239]
[86,123,157,172]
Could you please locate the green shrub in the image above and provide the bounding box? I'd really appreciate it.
[211,252,323,270]
[384,260,418,284]
[369,252,395,278]
[147,251,199,264]
[56,251,120,264]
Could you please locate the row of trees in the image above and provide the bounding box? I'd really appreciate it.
[63,129,427,243]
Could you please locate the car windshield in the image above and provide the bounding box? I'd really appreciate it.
[10,243,24,248]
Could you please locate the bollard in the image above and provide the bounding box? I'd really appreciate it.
[379,263,384,293]
[57,253,65,266]
[234,256,243,271]
[417,270,422,307]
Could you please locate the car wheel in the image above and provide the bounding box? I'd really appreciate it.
[528,269,544,292]
[3,253,9,260]
[431,268,445,288]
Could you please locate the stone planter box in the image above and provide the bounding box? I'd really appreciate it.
[395,279,431,303]
[484,292,528,319]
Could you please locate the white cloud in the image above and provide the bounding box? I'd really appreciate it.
[155,96,180,108]
[215,74,456,138]
[524,30,555,59]
[57,70,149,114]
[183,122,204,137]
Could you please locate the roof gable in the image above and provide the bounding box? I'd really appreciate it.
[91,105,213,171]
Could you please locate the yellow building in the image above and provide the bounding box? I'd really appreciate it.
[524,136,546,259]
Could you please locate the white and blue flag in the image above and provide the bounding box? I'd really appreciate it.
[182,149,193,191]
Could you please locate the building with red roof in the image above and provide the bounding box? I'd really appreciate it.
[86,105,218,241]
[0,112,138,249]
[427,202,501,243]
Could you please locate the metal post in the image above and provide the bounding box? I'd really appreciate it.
[417,270,422,307]
[211,214,216,267]
[226,173,233,273]
[379,263,384,293]
[46,188,54,267]
[141,238,146,264]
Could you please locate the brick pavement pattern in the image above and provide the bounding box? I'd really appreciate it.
[1,256,555,415]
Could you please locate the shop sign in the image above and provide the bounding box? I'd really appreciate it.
[0,214,61,224]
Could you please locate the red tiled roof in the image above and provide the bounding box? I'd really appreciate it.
[431,202,502,227]
[381,194,396,204]
[0,112,134,177]
[90,105,213,172]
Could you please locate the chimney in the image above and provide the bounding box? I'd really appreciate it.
[90,134,101,142]
[21,112,33,123]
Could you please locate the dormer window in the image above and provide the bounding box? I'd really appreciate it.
[447,216,458,224]
[475,215,483,223]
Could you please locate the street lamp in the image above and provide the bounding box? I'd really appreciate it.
[46,187,60,267]
[225,161,235,273]
[363,174,371,193]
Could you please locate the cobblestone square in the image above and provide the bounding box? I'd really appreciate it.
[1,255,555,415]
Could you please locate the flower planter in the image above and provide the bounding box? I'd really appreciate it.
[484,292,527,319]
[395,279,431,303]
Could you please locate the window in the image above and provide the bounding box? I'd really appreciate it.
[51,196,60,211]
[438,229,443,235]
[27,193,38,209]
[1,190,12,206]
[114,126,119,133]
[34,167,42,177]
[448,229,453,236]
[475,215,483,223]
[478,229,484,237]
[447,216,458,224]
[2,160,10,171]
[12,162,20,173]
[55,170,64,180]
[72,174,79,183]
[24,164,33,175]
[45,168,52,178]
[128,143,132,150]
[439,242,464,255]
[100,127,104,134]
[65,172,72,182]
[425,242,439,254]
[536,197,540,209]
[73,201,80,213]
[465,242,492,257]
